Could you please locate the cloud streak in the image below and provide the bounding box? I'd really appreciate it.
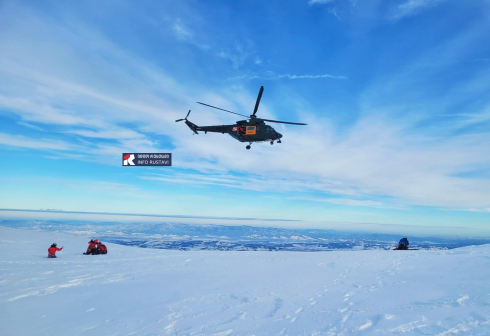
[0,133,74,151]
[308,0,335,5]
[237,73,348,80]
[391,0,445,21]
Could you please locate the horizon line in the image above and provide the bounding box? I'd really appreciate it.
[1,208,488,234]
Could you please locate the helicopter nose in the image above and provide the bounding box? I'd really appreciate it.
[278,133,283,138]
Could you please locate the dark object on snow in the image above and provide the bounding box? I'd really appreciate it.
[393,237,409,250]
[48,243,63,258]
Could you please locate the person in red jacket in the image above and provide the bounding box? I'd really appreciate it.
[98,242,108,255]
[48,243,63,258]
[84,239,98,255]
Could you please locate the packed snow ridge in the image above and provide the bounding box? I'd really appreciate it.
[1,226,490,335]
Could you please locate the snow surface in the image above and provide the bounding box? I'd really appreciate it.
[1,226,490,335]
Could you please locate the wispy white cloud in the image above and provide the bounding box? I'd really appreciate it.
[17,121,44,131]
[141,172,356,195]
[172,21,193,41]
[308,0,335,5]
[458,105,490,125]
[218,46,250,69]
[171,19,209,50]
[0,7,193,156]
[291,196,402,209]
[0,133,74,151]
[391,0,445,21]
[66,126,146,140]
[273,74,347,80]
[236,73,347,80]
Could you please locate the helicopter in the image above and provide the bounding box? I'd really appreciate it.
[176,86,307,150]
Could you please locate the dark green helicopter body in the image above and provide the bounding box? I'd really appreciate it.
[176,86,306,150]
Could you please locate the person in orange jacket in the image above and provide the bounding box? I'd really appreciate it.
[48,243,63,258]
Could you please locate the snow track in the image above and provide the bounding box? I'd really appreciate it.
[1,227,490,335]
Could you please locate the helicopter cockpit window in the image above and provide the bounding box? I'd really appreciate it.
[266,126,272,133]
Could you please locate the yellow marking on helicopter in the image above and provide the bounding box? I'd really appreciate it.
[246,126,256,135]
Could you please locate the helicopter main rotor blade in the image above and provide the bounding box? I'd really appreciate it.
[196,102,249,118]
[260,118,307,125]
[252,86,264,116]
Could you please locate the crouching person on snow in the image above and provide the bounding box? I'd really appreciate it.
[84,239,98,255]
[98,242,107,254]
[48,243,63,258]
[394,237,409,250]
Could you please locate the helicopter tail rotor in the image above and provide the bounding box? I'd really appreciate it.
[176,110,191,122]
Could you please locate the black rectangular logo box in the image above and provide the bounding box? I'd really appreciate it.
[123,153,172,166]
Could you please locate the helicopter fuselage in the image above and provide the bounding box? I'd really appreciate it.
[184,117,283,143]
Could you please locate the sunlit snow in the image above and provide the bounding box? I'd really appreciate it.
[1,226,490,335]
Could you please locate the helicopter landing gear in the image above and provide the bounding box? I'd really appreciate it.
[246,145,251,150]
[278,139,282,144]
[270,141,274,145]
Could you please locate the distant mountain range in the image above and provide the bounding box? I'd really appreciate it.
[2,219,490,251]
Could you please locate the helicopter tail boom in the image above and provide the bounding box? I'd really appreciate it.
[184,120,199,135]
[176,110,199,134]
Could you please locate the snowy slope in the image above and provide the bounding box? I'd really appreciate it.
[1,227,490,335]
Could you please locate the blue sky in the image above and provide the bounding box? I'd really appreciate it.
[1,0,490,235]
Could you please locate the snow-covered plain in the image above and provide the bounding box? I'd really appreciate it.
[1,226,490,335]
